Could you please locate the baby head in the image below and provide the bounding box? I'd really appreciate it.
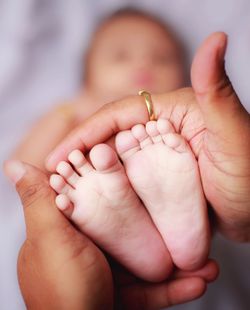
[84,7,185,102]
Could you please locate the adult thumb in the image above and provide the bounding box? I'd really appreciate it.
[3,160,68,239]
[191,32,249,143]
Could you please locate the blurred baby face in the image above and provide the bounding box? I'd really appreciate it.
[85,15,185,101]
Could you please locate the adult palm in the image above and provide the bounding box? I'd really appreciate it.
[8,162,217,310]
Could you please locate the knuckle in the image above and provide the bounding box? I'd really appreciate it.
[20,182,50,208]
[214,74,234,99]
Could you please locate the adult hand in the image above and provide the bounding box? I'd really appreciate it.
[46,32,250,242]
[4,160,218,310]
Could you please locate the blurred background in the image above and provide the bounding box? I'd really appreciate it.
[0,0,249,309]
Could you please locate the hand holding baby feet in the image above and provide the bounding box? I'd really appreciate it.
[50,144,173,282]
[116,119,210,271]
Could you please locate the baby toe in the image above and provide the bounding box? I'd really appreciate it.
[131,124,152,149]
[156,119,175,136]
[90,144,122,173]
[68,149,93,176]
[56,161,79,187]
[50,174,73,195]
[146,121,163,144]
[163,133,190,153]
[55,194,74,218]
[116,130,141,160]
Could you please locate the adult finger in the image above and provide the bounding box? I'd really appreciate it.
[120,277,206,310]
[172,259,219,283]
[46,89,197,171]
[3,160,92,245]
[191,32,250,148]
[113,258,219,287]
[46,96,148,171]
[191,32,250,240]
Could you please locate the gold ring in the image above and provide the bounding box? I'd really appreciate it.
[138,90,155,121]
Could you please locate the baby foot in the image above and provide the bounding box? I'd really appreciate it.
[50,144,172,281]
[116,119,210,271]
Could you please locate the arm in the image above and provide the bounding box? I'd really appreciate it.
[12,103,78,171]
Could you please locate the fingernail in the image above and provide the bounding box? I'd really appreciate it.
[3,160,26,184]
[45,152,55,171]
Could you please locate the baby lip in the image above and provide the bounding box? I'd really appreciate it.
[133,71,153,87]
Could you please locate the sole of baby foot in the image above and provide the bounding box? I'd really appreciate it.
[50,144,173,281]
[116,119,210,271]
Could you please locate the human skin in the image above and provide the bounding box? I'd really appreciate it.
[46,32,250,242]
[12,13,184,171]
[85,13,184,103]
[4,161,218,309]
